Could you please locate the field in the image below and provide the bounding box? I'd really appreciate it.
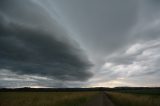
[107,92,160,106]
[1,88,160,106]
[0,92,97,106]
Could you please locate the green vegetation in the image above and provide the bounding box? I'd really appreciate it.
[0,92,97,106]
[107,92,160,106]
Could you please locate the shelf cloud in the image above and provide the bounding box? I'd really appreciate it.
[0,0,160,87]
[0,0,92,85]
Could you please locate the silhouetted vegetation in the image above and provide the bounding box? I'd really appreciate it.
[1,87,160,93]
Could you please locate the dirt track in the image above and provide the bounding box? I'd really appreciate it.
[85,92,115,106]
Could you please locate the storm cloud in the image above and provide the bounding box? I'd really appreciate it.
[0,0,92,84]
[1,0,160,88]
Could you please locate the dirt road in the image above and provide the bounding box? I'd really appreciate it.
[85,92,115,106]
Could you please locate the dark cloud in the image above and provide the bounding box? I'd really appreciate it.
[1,0,160,87]
[0,1,92,82]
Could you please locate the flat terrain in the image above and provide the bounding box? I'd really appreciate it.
[107,92,160,106]
[1,91,160,106]
[85,92,115,106]
[0,91,116,106]
[0,92,97,106]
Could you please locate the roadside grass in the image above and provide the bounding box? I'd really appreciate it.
[0,92,97,106]
[107,92,160,106]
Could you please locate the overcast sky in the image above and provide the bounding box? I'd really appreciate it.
[0,0,160,88]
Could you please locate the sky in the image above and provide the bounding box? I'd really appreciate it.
[0,0,160,88]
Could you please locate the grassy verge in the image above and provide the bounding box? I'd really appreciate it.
[0,92,97,106]
[107,92,160,106]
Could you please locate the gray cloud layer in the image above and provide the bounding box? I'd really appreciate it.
[52,0,160,87]
[1,0,160,87]
[0,0,92,86]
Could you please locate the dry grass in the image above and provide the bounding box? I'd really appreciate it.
[107,92,160,106]
[0,92,97,106]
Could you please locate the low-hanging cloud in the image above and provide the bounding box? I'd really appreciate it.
[1,0,160,88]
[0,0,92,83]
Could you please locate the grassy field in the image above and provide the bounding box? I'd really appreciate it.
[0,92,97,106]
[107,92,160,106]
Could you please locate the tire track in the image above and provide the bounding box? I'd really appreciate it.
[84,92,115,106]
